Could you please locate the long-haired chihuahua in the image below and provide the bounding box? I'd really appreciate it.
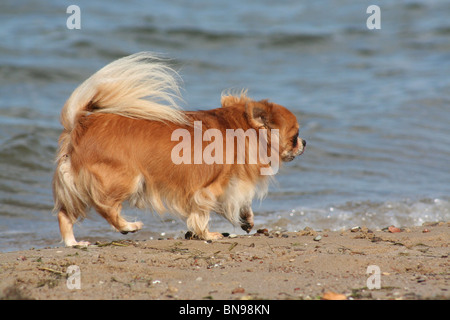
[53,52,305,246]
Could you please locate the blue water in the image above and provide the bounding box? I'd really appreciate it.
[1,0,449,251]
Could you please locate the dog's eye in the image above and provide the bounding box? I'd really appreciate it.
[292,131,299,147]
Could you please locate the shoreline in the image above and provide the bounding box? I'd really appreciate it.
[0,222,448,300]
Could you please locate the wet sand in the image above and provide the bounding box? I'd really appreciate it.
[0,222,448,300]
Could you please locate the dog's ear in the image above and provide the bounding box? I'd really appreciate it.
[245,100,272,129]
[221,90,251,108]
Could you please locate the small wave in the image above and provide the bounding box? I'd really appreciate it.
[118,25,332,49]
[434,26,450,35]
[121,25,244,41]
[0,130,56,172]
[261,33,331,47]
[269,197,450,232]
[0,64,84,85]
[166,27,244,42]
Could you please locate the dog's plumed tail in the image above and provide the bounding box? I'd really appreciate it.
[61,52,186,131]
[53,52,186,223]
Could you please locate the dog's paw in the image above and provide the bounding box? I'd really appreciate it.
[67,240,91,247]
[120,221,143,234]
[204,232,224,240]
[185,231,224,240]
[240,221,254,233]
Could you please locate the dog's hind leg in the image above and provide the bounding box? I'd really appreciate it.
[58,209,91,247]
[96,203,143,235]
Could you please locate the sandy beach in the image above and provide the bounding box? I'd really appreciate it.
[0,222,448,301]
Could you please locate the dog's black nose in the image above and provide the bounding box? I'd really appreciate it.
[302,139,306,147]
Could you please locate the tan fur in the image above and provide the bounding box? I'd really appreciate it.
[52,52,305,246]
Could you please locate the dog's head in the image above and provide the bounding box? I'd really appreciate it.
[245,99,306,162]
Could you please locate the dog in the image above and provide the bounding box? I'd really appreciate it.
[53,52,306,246]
